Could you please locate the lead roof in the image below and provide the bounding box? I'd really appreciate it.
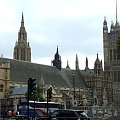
[0,57,88,89]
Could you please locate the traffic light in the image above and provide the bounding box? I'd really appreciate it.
[28,78,36,96]
[47,87,52,102]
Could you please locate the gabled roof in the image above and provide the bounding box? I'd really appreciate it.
[0,57,88,88]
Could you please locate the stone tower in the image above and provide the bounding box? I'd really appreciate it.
[81,54,113,106]
[103,0,120,106]
[52,46,62,70]
[93,53,104,105]
[94,53,103,76]
[103,0,120,82]
[13,12,31,62]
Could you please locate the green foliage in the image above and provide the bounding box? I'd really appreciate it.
[116,36,120,59]
[36,85,45,102]
[25,85,45,102]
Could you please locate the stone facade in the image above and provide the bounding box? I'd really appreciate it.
[81,54,113,106]
[103,16,120,106]
[0,60,10,112]
[0,60,10,99]
[1,10,119,110]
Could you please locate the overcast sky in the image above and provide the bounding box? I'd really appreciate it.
[0,0,119,69]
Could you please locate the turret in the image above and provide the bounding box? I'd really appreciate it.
[66,60,70,69]
[52,46,62,70]
[103,17,109,67]
[110,21,114,31]
[103,16,108,33]
[94,53,103,76]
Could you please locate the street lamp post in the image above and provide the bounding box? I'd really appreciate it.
[72,71,75,105]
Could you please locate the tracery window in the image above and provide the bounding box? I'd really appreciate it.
[0,84,4,92]
[110,49,112,61]
[113,49,117,60]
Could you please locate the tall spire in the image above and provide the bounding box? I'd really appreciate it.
[56,45,59,54]
[13,12,31,62]
[116,0,118,23]
[97,53,98,59]
[66,60,70,69]
[55,46,59,59]
[85,57,89,70]
[21,12,24,27]
[75,54,79,70]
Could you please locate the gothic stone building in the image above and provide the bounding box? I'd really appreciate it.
[0,13,90,110]
[13,12,31,62]
[81,54,113,106]
[1,10,119,109]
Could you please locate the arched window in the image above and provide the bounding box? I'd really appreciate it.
[0,84,4,92]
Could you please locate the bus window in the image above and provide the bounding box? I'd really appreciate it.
[18,101,64,117]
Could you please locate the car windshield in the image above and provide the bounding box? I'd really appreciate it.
[75,111,88,118]
[50,110,79,118]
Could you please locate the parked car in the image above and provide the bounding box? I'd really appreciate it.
[75,110,90,120]
[49,109,81,120]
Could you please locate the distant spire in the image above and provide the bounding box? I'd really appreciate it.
[66,60,70,69]
[21,12,24,27]
[85,57,89,70]
[94,52,100,66]
[103,16,108,31]
[55,46,59,58]
[116,0,118,23]
[22,12,24,22]
[75,54,79,70]
[97,53,98,59]
[86,57,88,68]
[56,45,58,54]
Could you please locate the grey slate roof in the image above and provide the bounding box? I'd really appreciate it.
[81,69,94,76]
[0,57,88,88]
[11,86,27,95]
